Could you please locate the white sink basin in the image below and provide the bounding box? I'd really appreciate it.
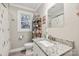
[39,40,54,47]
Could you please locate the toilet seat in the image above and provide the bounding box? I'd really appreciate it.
[24,42,33,49]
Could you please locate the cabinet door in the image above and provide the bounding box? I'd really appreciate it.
[37,48,46,56]
[0,3,4,55]
[2,4,10,56]
[33,43,46,56]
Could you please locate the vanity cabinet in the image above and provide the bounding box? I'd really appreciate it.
[33,43,46,56]
[33,39,73,56]
[0,3,10,56]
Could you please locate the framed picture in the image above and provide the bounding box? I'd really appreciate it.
[17,10,33,32]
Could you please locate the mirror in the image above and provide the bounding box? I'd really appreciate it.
[48,3,64,28]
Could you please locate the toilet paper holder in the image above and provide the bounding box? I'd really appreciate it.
[19,35,23,40]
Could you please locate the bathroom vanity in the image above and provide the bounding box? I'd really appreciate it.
[33,38,73,56]
[32,3,74,56]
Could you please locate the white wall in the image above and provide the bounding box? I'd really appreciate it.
[8,6,33,49]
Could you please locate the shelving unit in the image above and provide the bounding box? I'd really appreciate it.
[32,15,42,38]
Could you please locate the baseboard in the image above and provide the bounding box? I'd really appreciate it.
[10,47,25,53]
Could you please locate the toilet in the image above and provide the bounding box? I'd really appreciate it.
[24,42,33,56]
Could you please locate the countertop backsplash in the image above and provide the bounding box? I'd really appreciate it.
[48,35,74,48]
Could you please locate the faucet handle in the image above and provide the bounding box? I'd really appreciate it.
[52,37,56,41]
[48,35,52,40]
[48,35,56,41]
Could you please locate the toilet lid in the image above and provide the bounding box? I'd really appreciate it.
[24,42,33,47]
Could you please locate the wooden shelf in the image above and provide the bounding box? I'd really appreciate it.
[32,15,42,38]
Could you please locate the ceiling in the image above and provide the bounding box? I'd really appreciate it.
[48,3,64,14]
[48,3,64,17]
[9,3,43,12]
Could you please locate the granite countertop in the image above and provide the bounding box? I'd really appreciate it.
[33,38,73,56]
